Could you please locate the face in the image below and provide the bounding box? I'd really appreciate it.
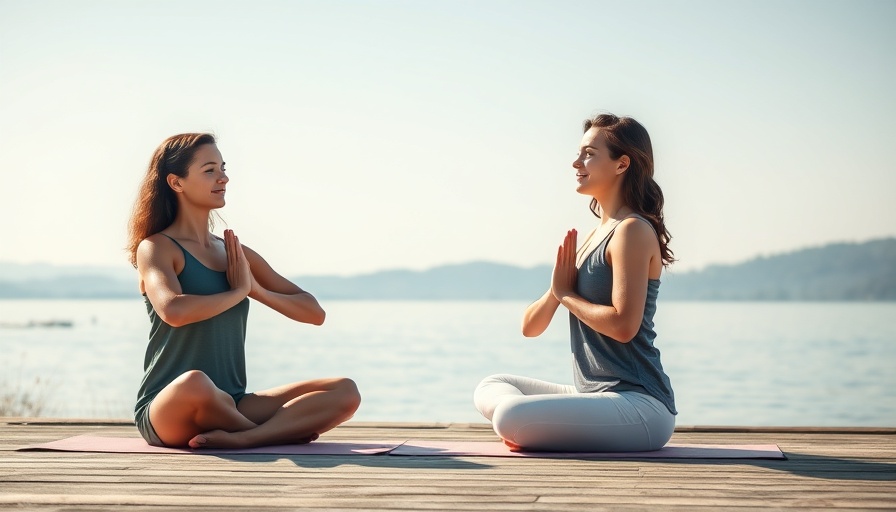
[571,127,628,196]
[171,144,228,208]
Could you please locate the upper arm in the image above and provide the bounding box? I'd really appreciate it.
[607,219,659,340]
[242,245,304,295]
[136,235,183,314]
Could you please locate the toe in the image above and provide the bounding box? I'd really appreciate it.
[188,435,207,449]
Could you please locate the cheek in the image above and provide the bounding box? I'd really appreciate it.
[584,159,604,175]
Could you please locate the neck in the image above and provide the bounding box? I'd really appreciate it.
[167,205,215,246]
[594,194,630,226]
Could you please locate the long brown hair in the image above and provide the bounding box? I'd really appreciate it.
[583,114,675,266]
[126,133,217,267]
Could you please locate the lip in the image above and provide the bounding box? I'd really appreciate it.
[212,189,226,194]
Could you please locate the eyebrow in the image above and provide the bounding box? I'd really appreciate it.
[200,161,225,167]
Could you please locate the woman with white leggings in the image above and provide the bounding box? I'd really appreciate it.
[474,113,677,452]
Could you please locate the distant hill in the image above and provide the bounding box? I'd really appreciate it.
[0,238,893,300]
[0,262,136,299]
[660,238,896,301]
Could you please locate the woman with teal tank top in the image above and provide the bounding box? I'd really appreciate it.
[126,133,360,448]
[474,113,677,452]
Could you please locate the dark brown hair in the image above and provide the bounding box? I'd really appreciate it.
[126,133,217,267]
[584,114,675,266]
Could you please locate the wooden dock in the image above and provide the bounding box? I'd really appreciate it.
[1,418,894,510]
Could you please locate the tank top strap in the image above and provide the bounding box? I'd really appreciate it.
[159,233,187,252]
[625,213,659,239]
[605,213,659,243]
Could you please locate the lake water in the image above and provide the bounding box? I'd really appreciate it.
[1,299,894,427]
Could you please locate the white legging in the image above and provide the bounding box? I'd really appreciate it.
[474,374,675,452]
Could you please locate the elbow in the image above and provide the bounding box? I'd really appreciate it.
[300,293,325,326]
[159,309,188,328]
[305,308,325,326]
[613,324,640,344]
[521,320,544,338]
[521,325,540,338]
[616,333,635,344]
[149,296,194,328]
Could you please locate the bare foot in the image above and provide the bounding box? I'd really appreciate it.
[189,430,320,449]
[188,429,245,449]
[503,438,523,452]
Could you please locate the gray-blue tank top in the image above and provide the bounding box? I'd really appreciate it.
[570,216,677,415]
[134,236,250,418]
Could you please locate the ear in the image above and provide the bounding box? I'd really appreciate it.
[616,155,630,175]
[166,173,183,193]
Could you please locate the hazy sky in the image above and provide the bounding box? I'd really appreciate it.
[1,0,894,278]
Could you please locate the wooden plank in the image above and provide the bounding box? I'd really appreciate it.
[1,419,895,512]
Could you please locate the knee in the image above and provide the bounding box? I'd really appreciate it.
[491,398,530,443]
[473,374,516,419]
[334,378,361,414]
[474,374,509,397]
[170,370,218,403]
[477,374,509,387]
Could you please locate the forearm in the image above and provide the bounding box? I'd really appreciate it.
[251,288,326,325]
[521,289,561,337]
[156,290,248,327]
[558,292,636,343]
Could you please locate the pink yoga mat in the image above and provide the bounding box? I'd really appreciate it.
[389,440,786,459]
[20,436,786,459]
[20,435,402,455]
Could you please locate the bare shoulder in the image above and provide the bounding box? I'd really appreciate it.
[619,216,658,241]
[136,233,182,270]
[609,217,660,259]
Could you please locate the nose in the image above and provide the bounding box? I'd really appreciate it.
[572,157,583,169]
[218,172,229,183]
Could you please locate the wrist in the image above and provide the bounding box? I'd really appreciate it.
[556,290,576,305]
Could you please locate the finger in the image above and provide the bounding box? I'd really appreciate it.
[225,230,234,258]
[567,230,576,257]
[233,235,243,263]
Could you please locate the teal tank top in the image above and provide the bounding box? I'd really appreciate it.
[570,216,677,415]
[134,236,250,418]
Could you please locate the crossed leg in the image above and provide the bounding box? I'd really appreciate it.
[473,373,674,452]
[149,370,361,449]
